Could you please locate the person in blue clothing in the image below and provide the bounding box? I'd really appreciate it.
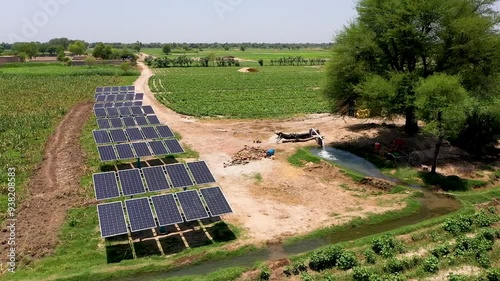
[266,148,275,157]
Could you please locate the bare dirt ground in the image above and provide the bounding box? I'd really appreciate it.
[135,55,409,243]
[0,102,91,262]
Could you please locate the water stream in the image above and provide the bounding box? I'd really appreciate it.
[117,148,459,281]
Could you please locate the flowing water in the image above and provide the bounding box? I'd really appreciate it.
[117,148,459,281]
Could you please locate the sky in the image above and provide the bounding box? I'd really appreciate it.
[0,0,358,43]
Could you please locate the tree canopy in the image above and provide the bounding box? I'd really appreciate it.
[68,40,87,55]
[325,0,500,138]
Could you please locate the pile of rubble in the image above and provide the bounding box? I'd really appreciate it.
[224,146,267,167]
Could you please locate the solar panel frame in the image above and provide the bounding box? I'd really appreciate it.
[124,101,133,107]
[147,115,161,125]
[133,101,143,106]
[187,161,216,185]
[93,171,120,200]
[118,107,131,117]
[114,102,124,107]
[105,95,116,102]
[128,85,135,91]
[131,142,152,157]
[93,130,111,144]
[120,86,127,91]
[200,187,233,216]
[94,108,107,119]
[125,93,134,100]
[134,116,149,126]
[122,116,136,127]
[148,140,169,156]
[125,127,145,141]
[97,202,128,238]
[104,102,114,108]
[135,93,144,100]
[176,190,209,221]
[109,129,128,143]
[96,87,104,92]
[116,143,136,159]
[151,194,183,226]
[116,94,126,101]
[97,119,111,129]
[118,169,146,196]
[142,166,170,191]
[164,139,184,154]
[109,118,124,128]
[97,145,117,161]
[125,198,157,232]
[142,105,154,115]
[106,107,120,118]
[94,103,104,109]
[156,125,174,138]
[165,163,193,188]
[112,86,119,91]
[104,86,111,92]
[96,95,106,102]
[130,106,144,116]
[141,127,160,139]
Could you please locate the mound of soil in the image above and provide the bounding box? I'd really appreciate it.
[238,67,259,73]
[224,146,267,167]
[360,177,396,191]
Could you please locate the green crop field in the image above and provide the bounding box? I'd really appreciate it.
[150,66,329,118]
[0,63,138,222]
[142,47,331,61]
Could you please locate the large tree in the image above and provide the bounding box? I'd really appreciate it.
[12,42,39,59]
[325,0,500,136]
[68,40,87,55]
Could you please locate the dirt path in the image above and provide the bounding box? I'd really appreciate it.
[134,55,408,243]
[0,102,92,262]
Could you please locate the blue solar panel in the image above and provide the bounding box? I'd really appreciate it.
[135,116,149,126]
[109,129,128,143]
[115,102,124,107]
[135,93,144,100]
[120,86,128,91]
[97,119,110,129]
[98,145,117,161]
[109,118,124,128]
[106,107,120,118]
[97,202,128,237]
[123,101,133,107]
[125,93,135,100]
[200,187,233,216]
[148,140,169,155]
[122,117,136,127]
[116,94,126,101]
[147,115,161,125]
[94,103,104,109]
[93,172,120,200]
[133,101,143,106]
[142,105,154,115]
[96,87,104,92]
[118,169,145,196]
[141,127,159,139]
[104,102,114,108]
[118,107,131,117]
[142,166,169,191]
[156,125,174,138]
[177,190,209,221]
[164,139,184,154]
[130,106,144,116]
[165,164,193,188]
[116,143,135,159]
[105,95,116,102]
[96,95,106,102]
[125,128,144,141]
[128,85,135,91]
[125,198,156,232]
[132,142,152,157]
[94,108,107,119]
[93,130,111,144]
[187,161,216,184]
[104,86,111,92]
[112,86,119,91]
[151,194,183,226]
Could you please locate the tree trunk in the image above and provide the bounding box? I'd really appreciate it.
[404,107,418,136]
[431,112,444,174]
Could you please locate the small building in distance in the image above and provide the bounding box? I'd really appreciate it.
[0,56,20,65]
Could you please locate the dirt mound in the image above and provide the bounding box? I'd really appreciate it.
[238,67,259,73]
[360,177,396,191]
[224,146,267,167]
[0,102,92,263]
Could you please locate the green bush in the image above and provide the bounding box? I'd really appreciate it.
[477,251,490,268]
[259,266,270,280]
[383,257,420,274]
[292,259,307,275]
[300,271,313,281]
[337,251,358,270]
[443,215,474,234]
[485,268,500,281]
[364,248,377,264]
[371,235,405,258]
[352,267,372,281]
[473,211,496,227]
[423,256,439,273]
[431,243,452,258]
[309,245,344,271]
[448,273,468,281]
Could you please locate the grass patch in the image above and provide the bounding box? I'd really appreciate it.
[419,172,488,191]
[288,148,322,167]
[158,266,247,281]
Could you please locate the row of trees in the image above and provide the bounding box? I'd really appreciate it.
[270,57,327,66]
[325,0,500,172]
[145,55,241,68]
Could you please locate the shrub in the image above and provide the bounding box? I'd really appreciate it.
[259,266,270,280]
[473,211,495,227]
[309,245,344,271]
[485,268,500,281]
[479,228,499,242]
[292,259,307,275]
[283,266,292,277]
[384,258,406,274]
[337,251,358,270]
[300,271,313,281]
[423,256,439,273]
[352,266,371,281]
[447,273,467,281]
[443,215,474,234]
[431,243,452,258]
[364,248,377,264]
[371,235,405,258]
[477,251,491,268]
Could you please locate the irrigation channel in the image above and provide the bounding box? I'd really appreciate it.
[119,147,460,281]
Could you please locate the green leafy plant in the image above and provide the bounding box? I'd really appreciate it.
[364,248,377,264]
[423,256,439,273]
[337,251,358,270]
[259,266,271,280]
[371,235,405,258]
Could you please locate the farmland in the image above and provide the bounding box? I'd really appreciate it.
[150,66,329,118]
[0,63,138,223]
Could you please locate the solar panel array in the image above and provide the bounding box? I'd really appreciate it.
[96,187,233,237]
[96,140,184,161]
[92,162,214,199]
[94,106,156,119]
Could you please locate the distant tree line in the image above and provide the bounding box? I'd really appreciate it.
[270,56,327,66]
[145,55,241,68]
